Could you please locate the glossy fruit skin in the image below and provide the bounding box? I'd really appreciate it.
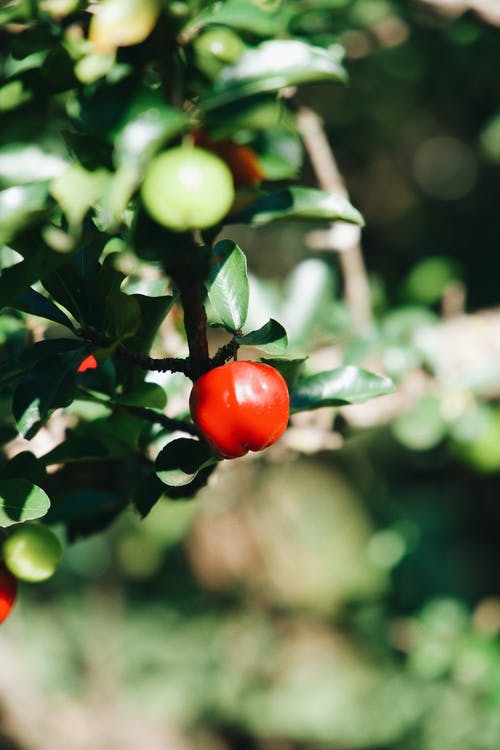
[77,354,98,373]
[0,562,17,624]
[189,361,290,459]
[141,146,235,232]
[3,523,63,583]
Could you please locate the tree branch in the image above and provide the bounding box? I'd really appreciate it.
[296,106,373,335]
[114,403,201,438]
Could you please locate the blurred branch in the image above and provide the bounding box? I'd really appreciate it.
[296,107,373,335]
[419,0,500,25]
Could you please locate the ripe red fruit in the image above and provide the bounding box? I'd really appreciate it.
[77,354,98,373]
[0,561,17,624]
[189,361,289,459]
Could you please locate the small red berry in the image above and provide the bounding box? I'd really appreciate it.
[77,354,98,373]
[189,361,289,459]
[0,561,17,624]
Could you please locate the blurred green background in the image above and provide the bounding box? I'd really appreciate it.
[2,1,500,749]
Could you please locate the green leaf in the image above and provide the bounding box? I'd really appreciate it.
[0,183,50,244]
[206,240,249,332]
[231,186,364,227]
[16,288,75,329]
[290,365,395,413]
[236,318,288,354]
[46,486,126,529]
[0,451,46,486]
[0,479,50,527]
[125,292,176,356]
[133,472,165,518]
[201,40,346,110]
[0,251,67,312]
[50,164,110,231]
[259,356,307,388]
[182,0,286,39]
[0,143,67,186]
[12,339,90,438]
[42,432,110,466]
[41,243,103,326]
[113,91,186,169]
[155,438,217,488]
[116,382,167,410]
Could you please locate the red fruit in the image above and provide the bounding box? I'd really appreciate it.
[0,562,17,624]
[189,361,289,459]
[77,354,98,373]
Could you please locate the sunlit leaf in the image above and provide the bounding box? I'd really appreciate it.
[290,366,395,413]
[0,479,50,527]
[231,186,363,227]
[206,240,249,332]
[155,438,217,488]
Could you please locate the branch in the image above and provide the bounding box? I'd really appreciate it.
[114,403,201,438]
[79,329,192,376]
[296,106,373,335]
[176,275,211,380]
[211,338,239,368]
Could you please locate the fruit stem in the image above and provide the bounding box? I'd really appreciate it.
[211,338,240,367]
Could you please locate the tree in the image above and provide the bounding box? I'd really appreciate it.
[0,0,393,585]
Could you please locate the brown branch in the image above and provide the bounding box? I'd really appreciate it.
[211,338,239,368]
[79,329,192,376]
[296,106,373,335]
[176,276,210,380]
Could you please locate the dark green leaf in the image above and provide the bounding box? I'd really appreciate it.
[259,356,307,388]
[41,243,103,323]
[16,288,75,329]
[201,40,346,110]
[0,251,67,312]
[0,478,50,527]
[206,240,249,332]
[236,318,288,354]
[231,186,364,227]
[290,365,395,413]
[133,472,166,518]
[155,438,217,488]
[125,293,176,356]
[46,487,126,530]
[0,451,46,486]
[12,339,90,438]
[42,432,110,466]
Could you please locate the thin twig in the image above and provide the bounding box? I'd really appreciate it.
[211,338,239,368]
[78,329,192,376]
[114,403,201,438]
[296,106,373,335]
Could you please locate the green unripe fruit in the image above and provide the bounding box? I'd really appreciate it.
[194,27,246,77]
[141,146,235,232]
[3,523,63,583]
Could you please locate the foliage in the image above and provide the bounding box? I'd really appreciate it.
[1,1,500,749]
